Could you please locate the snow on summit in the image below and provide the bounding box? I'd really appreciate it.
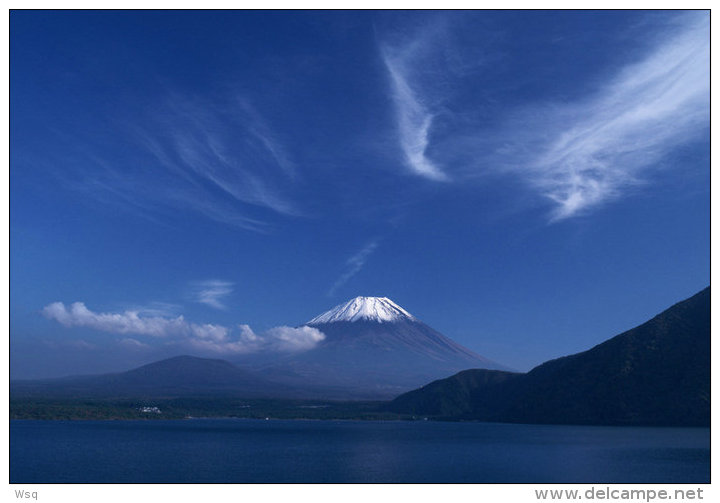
[307,296,417,324]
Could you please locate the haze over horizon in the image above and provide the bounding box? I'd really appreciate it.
[10,10,709,379]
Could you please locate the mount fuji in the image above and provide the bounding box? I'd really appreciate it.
[249,296,508,398]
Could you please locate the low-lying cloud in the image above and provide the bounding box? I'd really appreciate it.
[231,324,326,352]
[42,302,325,354]
[43,302,206,338]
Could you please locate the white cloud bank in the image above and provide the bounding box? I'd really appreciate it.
[42,302,324,354]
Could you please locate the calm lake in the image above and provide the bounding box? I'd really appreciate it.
[10,419,710,483]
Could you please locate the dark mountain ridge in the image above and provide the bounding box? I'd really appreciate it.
[11,355,296,398]
[389,287,710,426]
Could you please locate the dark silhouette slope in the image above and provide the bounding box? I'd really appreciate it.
[390,287,710,426]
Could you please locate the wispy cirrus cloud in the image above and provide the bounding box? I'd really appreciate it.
[119,337,150,350]
[380,13,708,221]
[236,99,297,179]
[524,15,709,220]
[190,280,234,310]
[42,301,325,355]
[158,97,300,217]
[329,240,379,296]
[61,94,301,232]
[123,302,183,318]
[381,49,448,182]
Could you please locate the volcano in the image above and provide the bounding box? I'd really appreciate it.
[252,296,508,398]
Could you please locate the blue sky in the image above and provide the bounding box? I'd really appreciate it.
[10,10,709,378]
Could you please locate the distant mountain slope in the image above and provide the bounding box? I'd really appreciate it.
[251,296,508,398]
[389,287,710,426]
[11,355,296,398]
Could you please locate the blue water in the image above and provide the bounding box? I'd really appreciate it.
[10,419,709,483]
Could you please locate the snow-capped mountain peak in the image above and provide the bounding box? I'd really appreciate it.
[307,296,417,324]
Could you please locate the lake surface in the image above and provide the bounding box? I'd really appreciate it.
[10,419,709,483]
